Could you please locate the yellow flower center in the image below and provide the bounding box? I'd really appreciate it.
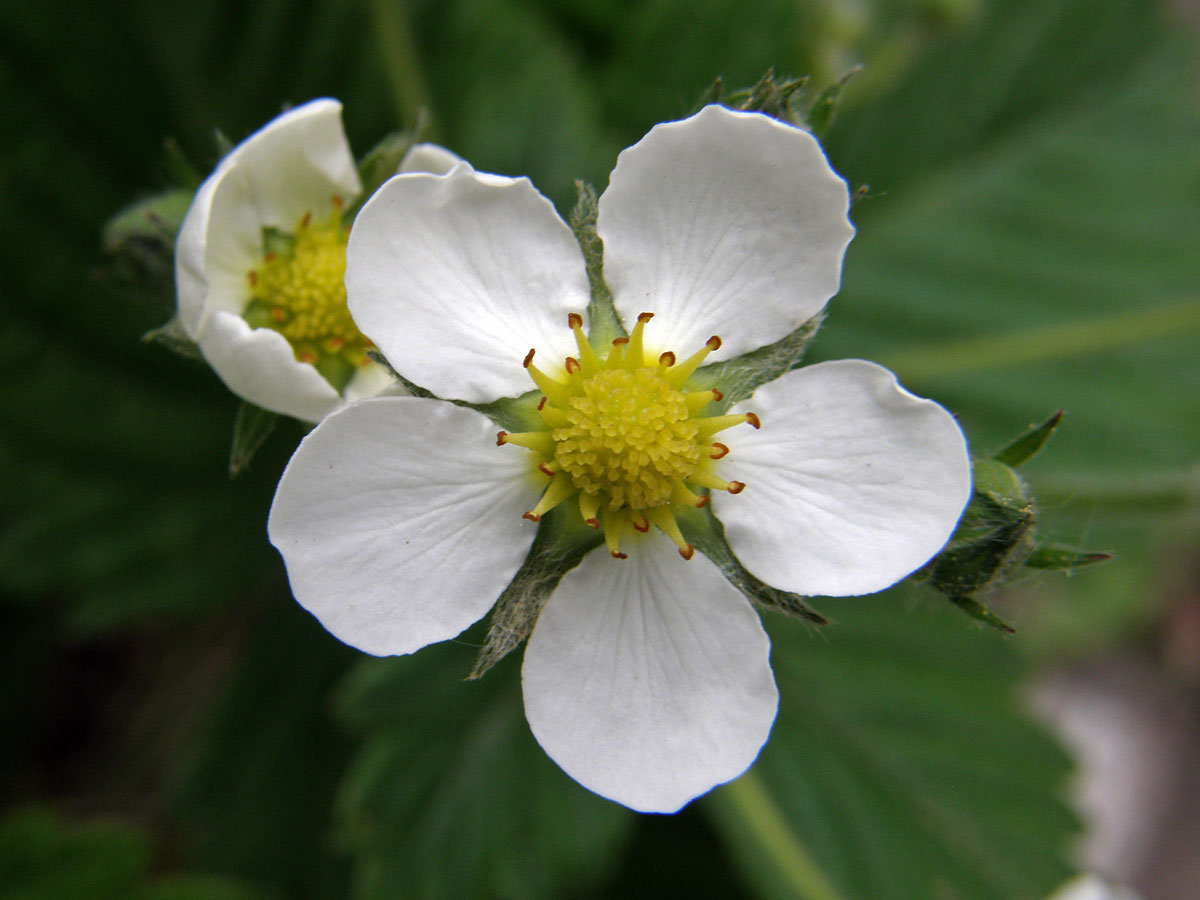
[556,367,700,510]
[498,312,759,559]
[243,198,372,392]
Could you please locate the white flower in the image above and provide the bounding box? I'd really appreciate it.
[174,98,461,421]
[268,105,972,812]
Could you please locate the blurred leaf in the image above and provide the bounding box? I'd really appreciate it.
[0,807,264,900]
[706,590,1078,900]
[814,0,1200,640]
[170,598,356,900]
[335,645,633,900]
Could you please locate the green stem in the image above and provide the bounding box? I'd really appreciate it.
[720,771,849,900]
[880,296,1200,382]
[366,0,435,135]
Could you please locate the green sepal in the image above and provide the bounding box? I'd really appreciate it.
[687,313,824,409]
[469,510,603,679]
[919,458,1036,632]
[568,180,623,345]
[102,187,192,256]
[993,409,1065,468]
[347,121,424,220]
[945,594,1016,634]
[804,65,862,139]
[677,503,828,626]
[708,69,810,126]
[1024,542,1113,571]
[228,401,280,477]
[213,127,235,160]
[364,349,539,433]
[162,135,203,190]
[142,314,202,362]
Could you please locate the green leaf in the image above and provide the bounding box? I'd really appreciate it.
[335,647,633,900]
[170,599,356,900]
[705,591,1078,900]
[0,807,266,900]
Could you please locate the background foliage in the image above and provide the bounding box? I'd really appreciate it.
[2,0,1197,898]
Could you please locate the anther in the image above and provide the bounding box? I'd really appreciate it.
[523,349,536,368]
[706,335,722,351]
[537,396,547,410]
[679,544,695,560]
[522,512,541,522]
[496,431,508,447]
[728,481,746,494]
[538,462,556,477]
[658,351,676,367]
[565,357,581,375]
[300,212,312,229]
[710,442,730,459]
[567,312,583,329]
[632,516,650,533]
[745,412,761,429]
[712,389,724,401]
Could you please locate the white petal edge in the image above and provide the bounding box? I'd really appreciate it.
[268,396,540,656]
[522,530,778,813]
[196,310,341,422]
[177,99,361,337]
[346,165,590,403]
[399,142,464,175]
[711,360,971,597]
[597,105,854,359]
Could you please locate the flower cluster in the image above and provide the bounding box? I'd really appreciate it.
[264,104,972,812]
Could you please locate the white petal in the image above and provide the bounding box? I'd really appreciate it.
[346,165,590,403]
[597,105,854,358]
[218,98,360,231]
[176,99,360,339]
[196,311,340,421]
[175,164,226,339]
[399,142,464,175]
[522,531,778,813]
[268,397,539,656]
[711,360,971,597]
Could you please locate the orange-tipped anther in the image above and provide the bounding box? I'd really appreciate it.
[523,348,536,368]
[538,463,555,477]
[632,516,650,533]
[679,544,695,561]
[610,550,628,559]
[565,357,581,374]
[585,518,600,530]
[637,312,654,323]
[537,396,547,410]
[706,335,722,351]
[728,481,746,494]
[522,512,541,522]
[697,495,711,508]
[568,312,583,329]
[659,351,676,367]
[712,389,724,401]
[745,412,761,429]
[496,431,508,446]
[710,442,729,459]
